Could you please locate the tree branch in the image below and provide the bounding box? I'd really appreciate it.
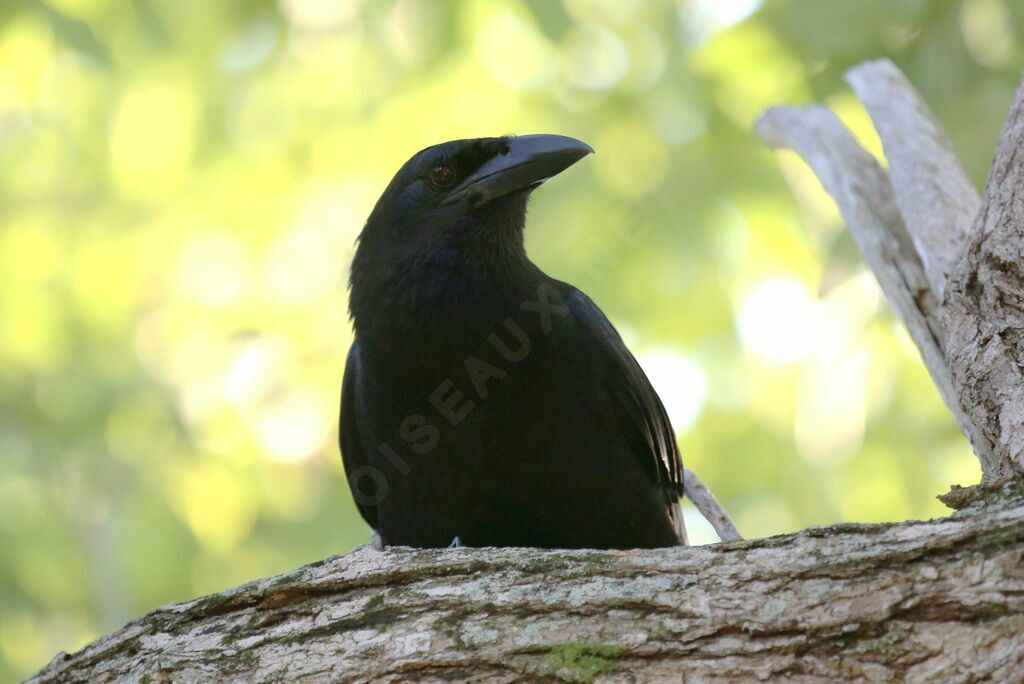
[683,468,741,542]
[945,72,1024,478]
[31,486,1024,683]
[755,60,1024,478]
[845,59,980,299]
[754,105,986,460]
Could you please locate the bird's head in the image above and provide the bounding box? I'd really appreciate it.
[350,134,592,311]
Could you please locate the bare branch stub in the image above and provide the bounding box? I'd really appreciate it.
[683,468,741,542]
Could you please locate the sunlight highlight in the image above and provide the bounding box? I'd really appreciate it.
[109,81,197,199]
[736,277,817,364]
[638,349,708,435]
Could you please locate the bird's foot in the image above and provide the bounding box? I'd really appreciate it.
[448,536,462,548]
[369,530,384,550]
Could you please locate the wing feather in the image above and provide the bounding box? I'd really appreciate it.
[564,288,687,543]
[339,343,379,530]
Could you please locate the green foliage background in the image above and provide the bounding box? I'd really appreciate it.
[1,0,1020,678]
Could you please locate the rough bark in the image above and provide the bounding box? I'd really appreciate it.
[31,61,1024,682]
[30,482,1024,683]
[945,73,1024,478]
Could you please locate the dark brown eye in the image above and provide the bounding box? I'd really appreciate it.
[429,163,456,188]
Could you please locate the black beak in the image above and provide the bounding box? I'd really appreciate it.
[445,134,594,206]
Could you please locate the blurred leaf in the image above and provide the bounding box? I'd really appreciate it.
[38,2,111,66]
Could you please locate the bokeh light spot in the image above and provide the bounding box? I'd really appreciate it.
[254,388,332,463]
[178,233,247,309]
[0,14,54,111]
[563,24,630,91]
[280,0,362,29]
[594,118,668,196]
[109,80,198,199]
[960,0,1016,68]
[736,277,817,364]
[638,348,708,435]
[474,1,559,92]
[170,463,257,553]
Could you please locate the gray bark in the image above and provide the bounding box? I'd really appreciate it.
[944,72,1024,478]
[30,482,1024,683]
[31,61,1024,682]
[845,60,979,300]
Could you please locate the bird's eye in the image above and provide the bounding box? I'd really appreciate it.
[428,163,457,188]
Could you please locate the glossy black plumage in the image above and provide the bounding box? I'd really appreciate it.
[340,135,685,549]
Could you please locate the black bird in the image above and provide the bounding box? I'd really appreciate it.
[341,134,686,549]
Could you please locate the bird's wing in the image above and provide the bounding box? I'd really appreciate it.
[339,342,378,531]
[563,288,687,544]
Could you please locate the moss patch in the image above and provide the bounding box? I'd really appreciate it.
[542,642,621,683]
